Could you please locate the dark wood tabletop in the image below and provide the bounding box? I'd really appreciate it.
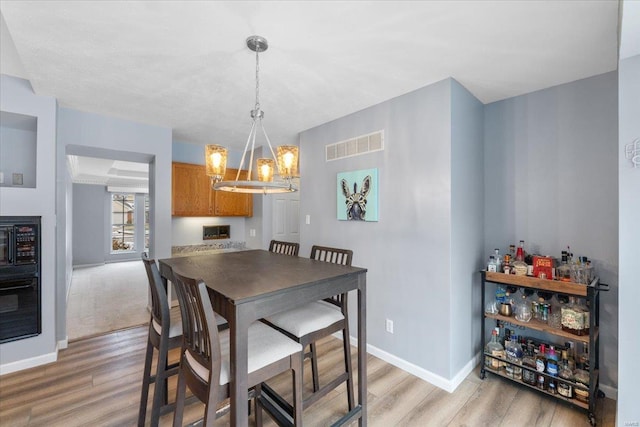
[158,249,368,426]
[159,249,366,303]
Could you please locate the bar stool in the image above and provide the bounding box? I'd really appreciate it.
[138,253,183,426]
[262,245,355,409]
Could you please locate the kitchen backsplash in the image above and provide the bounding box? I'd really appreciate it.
[171,241,246,256]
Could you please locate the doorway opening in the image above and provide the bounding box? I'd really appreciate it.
[66,154,152,340]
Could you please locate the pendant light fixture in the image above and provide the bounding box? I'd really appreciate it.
[206,35,299,194]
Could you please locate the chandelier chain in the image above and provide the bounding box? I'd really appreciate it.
[255,49,260,111]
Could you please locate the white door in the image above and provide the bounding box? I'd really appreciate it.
[272,192,300,243]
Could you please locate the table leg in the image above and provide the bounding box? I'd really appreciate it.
[358,274,367,426]
[230,306,250,427]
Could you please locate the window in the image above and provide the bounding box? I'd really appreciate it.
[111,193,135,252]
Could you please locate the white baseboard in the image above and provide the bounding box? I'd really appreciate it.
[0,350,58,376]
[57,337,68,350]
[599,383,618,400]
[365,341,479,393]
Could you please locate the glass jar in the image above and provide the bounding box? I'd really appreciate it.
[515,295,532,322]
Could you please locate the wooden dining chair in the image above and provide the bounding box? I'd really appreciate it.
[138,253,183,427]
[268,239,300,256]
[261,245,355,410]
[171,271,304,427]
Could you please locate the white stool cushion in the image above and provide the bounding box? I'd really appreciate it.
[185,321,302,385]
[264,300,344,338]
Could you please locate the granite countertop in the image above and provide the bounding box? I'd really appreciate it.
[171,241,247,257]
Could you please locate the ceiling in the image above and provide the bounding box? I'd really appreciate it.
[0,1,622,152]
[67,155,149,191]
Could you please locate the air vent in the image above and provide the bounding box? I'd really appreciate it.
[325,130,384,161]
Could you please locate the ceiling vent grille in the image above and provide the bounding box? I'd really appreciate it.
[325,130,384,161]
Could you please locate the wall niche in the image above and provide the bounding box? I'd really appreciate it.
[0,111,37,188]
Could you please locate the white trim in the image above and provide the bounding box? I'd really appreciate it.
[0,350,57,376]
[339,332,479,393]
[365,341,479,393]
[599,383,618,400]
[57,337,68,350]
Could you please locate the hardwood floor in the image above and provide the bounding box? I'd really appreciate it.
[0,326,616,426]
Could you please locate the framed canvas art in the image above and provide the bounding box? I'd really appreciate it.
[337,168,378,221]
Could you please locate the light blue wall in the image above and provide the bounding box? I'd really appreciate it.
[617,54,640,423]
[0,123,37,188]
[72,183,106,266]
[450,80,485,377]
[484,71,619,392]
[300,79,474,382]
[0,75,58,369]
[57,107,172,344]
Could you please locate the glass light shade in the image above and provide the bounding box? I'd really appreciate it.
[205,145,227,181]
[277,145,299,179]
[257,158,274,182]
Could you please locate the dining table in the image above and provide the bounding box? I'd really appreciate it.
[158,249,367,426]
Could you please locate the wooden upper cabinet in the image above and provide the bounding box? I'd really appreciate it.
[172,162,212,216]
[213,168,253,217]
[172,162,252,217]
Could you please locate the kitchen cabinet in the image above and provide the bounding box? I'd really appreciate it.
[212,168,253,217]
[480,271,606,425]
[171,162,252,217]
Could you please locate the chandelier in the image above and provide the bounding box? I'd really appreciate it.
[206,35,299,194]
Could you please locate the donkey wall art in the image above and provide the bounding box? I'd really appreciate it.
[336,168,378,221]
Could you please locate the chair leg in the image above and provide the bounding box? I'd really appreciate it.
[309,342,320,392]
[151,336,170,426]
[172,354,187,427]
[342,327,355,411]
[203,384,218,427]
[292,355,304,426]
[254,383,264,427]
[137,335,155,427]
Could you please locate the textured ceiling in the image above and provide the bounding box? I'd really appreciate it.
[0,1,620,149]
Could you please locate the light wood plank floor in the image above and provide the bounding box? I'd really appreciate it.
[0,326,616,426]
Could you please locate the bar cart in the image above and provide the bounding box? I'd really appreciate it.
[480,271,608,426]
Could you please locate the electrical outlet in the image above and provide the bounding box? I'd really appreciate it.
[249,229,256,237]
[385,319,394,334]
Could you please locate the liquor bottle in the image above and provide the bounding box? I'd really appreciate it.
[522,344,538,385]
[505,334,523,380]
[535,344,547,390]
[558,350,574,398]
[578,341,590,372]
[494,248,502,273]
[557,251,571,282]
[487,255,497,272]
[502,253,512,274]
[561,297,587,336]
[512,240,528,276]
[546,346,559,377]
[577,298,590,335]
[484,329,505,371]
[564,341,576,371]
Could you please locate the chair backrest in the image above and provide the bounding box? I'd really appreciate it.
[310,245,353,309]
[172,271,222,391]
[141,253,170,331]
[269,240,300,256]
[310,245,353,266]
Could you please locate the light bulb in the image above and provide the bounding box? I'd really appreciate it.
[211,152,222,168]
